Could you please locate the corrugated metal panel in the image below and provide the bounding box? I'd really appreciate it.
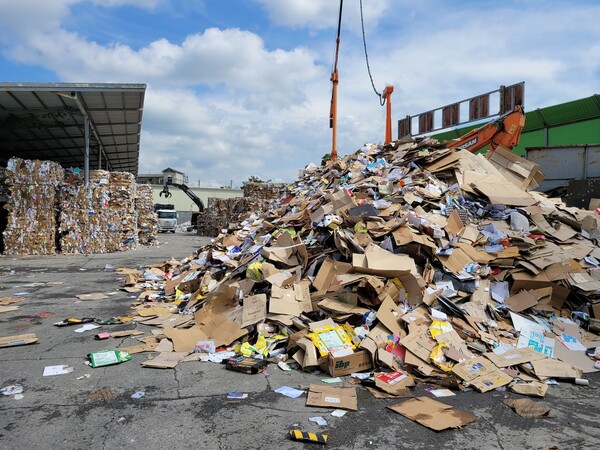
[523,95,600,131]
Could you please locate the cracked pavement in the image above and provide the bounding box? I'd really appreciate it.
[1,233,600,449]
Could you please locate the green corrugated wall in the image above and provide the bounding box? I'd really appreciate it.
[432,116,600,157]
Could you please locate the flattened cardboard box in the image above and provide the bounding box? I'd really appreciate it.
[484,347,547,367]
[319,349,373,377]
[388,396,476,431]
[306,384,357,411]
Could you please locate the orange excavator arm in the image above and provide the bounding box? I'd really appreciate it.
[446,105,526,153]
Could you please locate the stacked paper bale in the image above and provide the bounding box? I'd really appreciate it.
[196,197,249,237]
[135,184,159,245]
[89,170,112,251]
[2,157,64,255]
[243,181,286,212]
[58,168,90,253]
[58,168,113,254]
[107,171,137,251]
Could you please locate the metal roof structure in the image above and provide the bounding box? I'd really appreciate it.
[0,82,146,176]
[522,94,600,132]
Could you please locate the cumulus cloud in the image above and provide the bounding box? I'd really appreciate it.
[255,0,391,32]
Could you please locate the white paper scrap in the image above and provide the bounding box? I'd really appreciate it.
[74,323,101,333]
[331,409,348,417]
[274,386,304,398]
[350,372,371,380]
[309,416,328,426]
[43,365,74,376]
[429,388,456,398]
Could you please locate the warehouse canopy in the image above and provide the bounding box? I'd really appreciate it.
[0,82,146,176]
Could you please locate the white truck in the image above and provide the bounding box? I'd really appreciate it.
[155,205,178,233]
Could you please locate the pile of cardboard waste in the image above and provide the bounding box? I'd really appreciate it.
[117,139,600,425]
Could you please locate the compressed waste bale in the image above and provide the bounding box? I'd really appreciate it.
[135,184,159,245]
[2,158,64,255]
[106,171,137,251]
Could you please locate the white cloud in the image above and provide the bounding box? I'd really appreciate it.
[256,0,391,32]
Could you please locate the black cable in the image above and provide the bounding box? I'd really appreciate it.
[360,0,385,106]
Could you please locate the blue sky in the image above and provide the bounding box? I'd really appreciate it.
[0,0,599,187]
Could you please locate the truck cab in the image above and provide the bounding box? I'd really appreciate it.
[156,209,177,233]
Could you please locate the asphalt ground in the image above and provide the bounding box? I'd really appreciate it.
[1,232,599,450]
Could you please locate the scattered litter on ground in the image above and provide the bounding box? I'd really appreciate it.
[274,386,305,398]
[88,350,132,368]
[309,416,328,426]
[503,398,552,418]
[43,365,74,376]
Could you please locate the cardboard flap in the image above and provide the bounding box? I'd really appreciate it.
[388,396,477,431]
[306,384,357,411]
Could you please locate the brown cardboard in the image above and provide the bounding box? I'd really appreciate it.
[503,399,551,418]
[470,176,536,206]
[269,286,302,316]
[437,247,475,274]
[318,298,370,316]
[510,381,548,397]
[320,349,372,376]
[376,349,401,371]
[0,333,39,347]
[366,386,413,399]
[504,290,540,313]
[401,331,436,362]
[484,347,547,367]
[445,210,464,238]
[531,358,583,379]
[306,384,357,411]
[329,189,355,212]
[374,371,415,395]
[296,337,320,368]
[452,356,498,382]
[470,369,514,392]
[388,396,477,431]
[294,281,313,312]
[163,326,207,353]
[260,231,299,266]
[193,311,248,348]
[376,296,404,337]
[241,294,267,327]
[141,351,188,369]
[552,340,599,373]
[392,226,436,248]
[313,258,338,293]
[353,243,417,277]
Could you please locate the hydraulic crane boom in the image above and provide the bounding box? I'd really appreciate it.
[159,180,205,212]
[446,105,526,153]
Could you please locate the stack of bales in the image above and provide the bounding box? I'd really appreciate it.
[135,184,159,245]
[2,158,64,255]
[106,171,137,251]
